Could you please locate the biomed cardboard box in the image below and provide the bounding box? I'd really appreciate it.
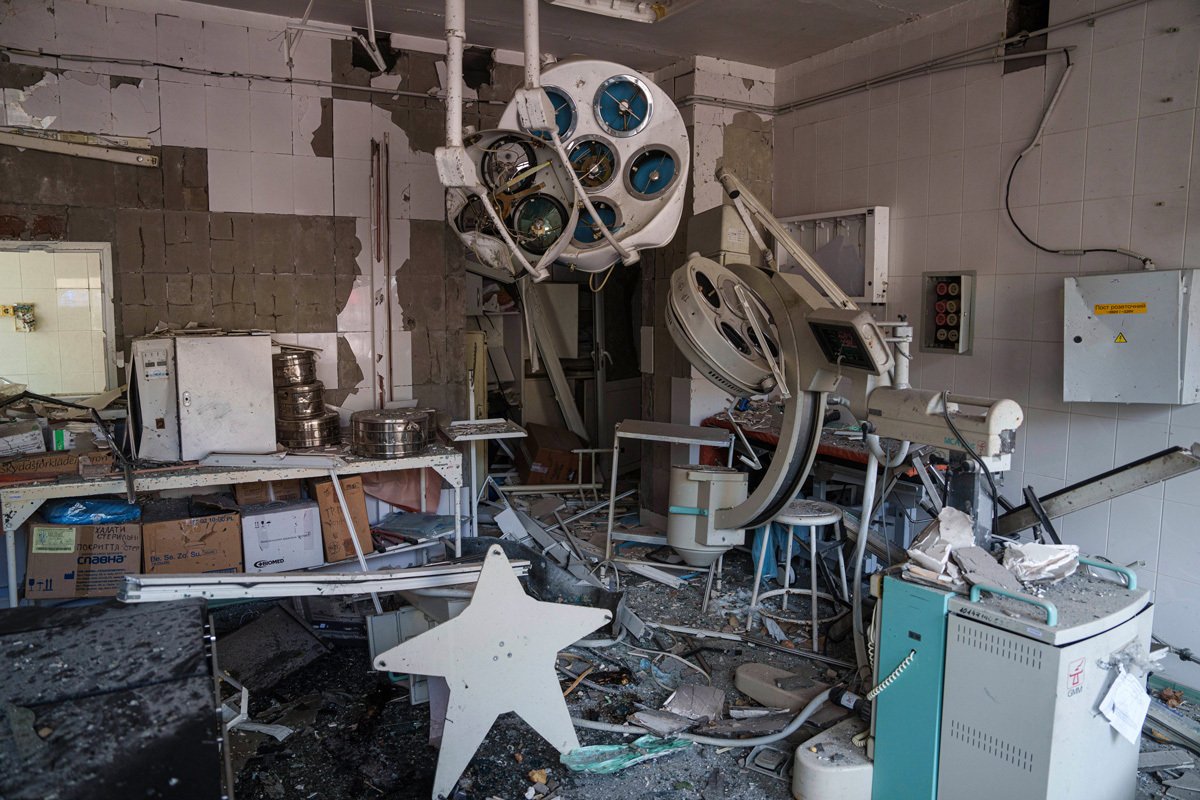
[240,501,323,573]
[25,520,141,599]
[309,476,374,563]
[142,498,243,574]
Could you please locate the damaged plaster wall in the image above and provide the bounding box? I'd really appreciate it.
[636,57,776,516]
[0,0,475,417]
[772,0,1200,685]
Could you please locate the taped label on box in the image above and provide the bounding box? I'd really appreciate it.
[1094,302,1147,315]
[32,526,77,553]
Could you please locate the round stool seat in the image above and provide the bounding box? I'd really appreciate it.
[774,499,842,527]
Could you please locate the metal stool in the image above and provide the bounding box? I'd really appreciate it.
[748,499,848,652]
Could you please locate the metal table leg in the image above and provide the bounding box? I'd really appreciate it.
[603,442,621,563]
[809,525,819,652]
[746,526,770,632]
[453,486,463,558]
[701,560,717,613]
[469,441,479,539]
[781,524,794,612]
[5,529,16,608]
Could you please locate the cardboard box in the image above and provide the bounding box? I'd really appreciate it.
[48,421,103,452]
[142,499,243,574]
[77,450,117,478]
[25,520,141,599]
[240,501,323,573]
[0,451,79,477]
[516,423,586,485]
[309,476,374,563]
[234,479,303,506]
[0,421,46,457]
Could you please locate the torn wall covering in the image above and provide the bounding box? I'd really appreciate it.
[0,0,494,417]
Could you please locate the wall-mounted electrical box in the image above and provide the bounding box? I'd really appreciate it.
[1064,269,1200,404]
[920,272,975,355]
[777,206,889,304]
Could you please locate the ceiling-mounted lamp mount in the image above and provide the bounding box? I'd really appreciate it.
[285,0,389,72]
[544,0,667,23]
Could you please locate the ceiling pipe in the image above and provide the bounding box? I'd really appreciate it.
[521,0,634,263]
[524,0,542,88]
[443,0,466,148]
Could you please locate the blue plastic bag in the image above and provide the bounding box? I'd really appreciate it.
[42,498,141,525]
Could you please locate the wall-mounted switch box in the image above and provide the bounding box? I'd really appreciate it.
[1065,269,1200,404]
[920,272,974,355]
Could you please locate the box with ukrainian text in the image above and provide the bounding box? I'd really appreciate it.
[25,520,141,599]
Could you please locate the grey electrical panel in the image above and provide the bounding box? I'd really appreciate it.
[1064,269,1200,404]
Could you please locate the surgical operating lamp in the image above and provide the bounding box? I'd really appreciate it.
[664,168,1024,675]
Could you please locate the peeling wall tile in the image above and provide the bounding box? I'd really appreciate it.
[295,331,340,384]
[110,77,161,139]
[0,0,461,412]
[4,75,59,129]
[341,331,372,390]
[291,93,324,157]
[332,98,372,160]
[369,103,414,156]
[336,279,372,334]
[56,72,113,134]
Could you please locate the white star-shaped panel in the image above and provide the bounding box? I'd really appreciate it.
[374,545,611,800]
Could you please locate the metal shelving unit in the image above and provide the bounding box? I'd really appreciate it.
[1,445,465,607]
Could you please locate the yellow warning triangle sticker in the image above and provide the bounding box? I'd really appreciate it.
[1115,332,1128,343]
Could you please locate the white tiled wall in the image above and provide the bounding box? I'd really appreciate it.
[774,0,1200,684]
[0,0,463,411]
[0,250,108,394]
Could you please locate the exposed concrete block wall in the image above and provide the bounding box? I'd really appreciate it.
[773,0,1200,684]
[0,0,488,417]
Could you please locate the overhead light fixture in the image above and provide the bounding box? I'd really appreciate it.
[542,0,664,23]
[285,0,389,71]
